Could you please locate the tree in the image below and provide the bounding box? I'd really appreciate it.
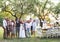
[0,0,57,26]
[52,2,60,19]
[1,0,39,19]
[33,0,50,27]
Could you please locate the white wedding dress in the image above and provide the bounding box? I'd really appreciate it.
[19,24,26,38]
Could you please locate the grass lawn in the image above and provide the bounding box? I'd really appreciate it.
[0,38,60,42]
[0,27,60,42]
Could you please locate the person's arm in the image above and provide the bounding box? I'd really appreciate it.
[3,20,6,29]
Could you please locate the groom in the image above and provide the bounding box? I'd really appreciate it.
[16,18,20,38]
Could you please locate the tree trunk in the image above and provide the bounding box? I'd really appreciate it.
[39,18,43,28]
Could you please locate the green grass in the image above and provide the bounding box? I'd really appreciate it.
[0,38,60,42]
[0,27,3,39]
[0,27,60,42]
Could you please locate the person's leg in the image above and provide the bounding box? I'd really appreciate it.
[33,27,35,36]
[16,27,20,38]
[33,31,35,37]
[11,33,14,38]
[7,30,10,38]
[11,30,13,38]
[16,27,18,38]
[26,28,29,37]
[14,28,16,38]
[27,28,31,37]
[31,26,33,35]
[18,30,19,38]
[11,33,15,38]
[25,29,28,37]
[18,27,20,38]
[3,29,7,39]
[3,29,6,39]
[29,28,31,37]
[25,30,27,37]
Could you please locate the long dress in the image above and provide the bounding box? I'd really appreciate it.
[19,24,26,38]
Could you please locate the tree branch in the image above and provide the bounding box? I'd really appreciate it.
[5,10,17,18]
[42,0,48,13]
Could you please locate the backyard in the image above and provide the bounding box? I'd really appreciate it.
[0,0,60,42]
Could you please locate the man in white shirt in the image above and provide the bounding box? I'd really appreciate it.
[3,18,7,39]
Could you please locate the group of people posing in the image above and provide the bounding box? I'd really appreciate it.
[3,17,37,39]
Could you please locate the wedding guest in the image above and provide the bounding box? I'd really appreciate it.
[30,18,33,35]
[3,17,7,39]
[26,20,31,37]
[32,20,37,36]
[11,20,16,38]
[16,18,20,38]
[7,19,10,38]
[7,20,12,38]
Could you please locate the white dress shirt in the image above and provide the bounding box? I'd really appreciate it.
[3,19,7,29]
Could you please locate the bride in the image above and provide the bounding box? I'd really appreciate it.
[19,20,26,38]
